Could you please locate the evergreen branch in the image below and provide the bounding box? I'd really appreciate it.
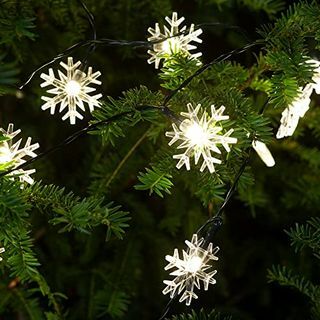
[5,228,40,283]
[13,288,43,320]
[168,309,232,320]
[268,265,320,305]
[285,218,320,258]
[135,167,173,198]
[24,182,130,239]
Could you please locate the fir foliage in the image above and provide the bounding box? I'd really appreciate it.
[1,0,320,319]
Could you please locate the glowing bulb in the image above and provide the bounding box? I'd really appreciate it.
[0,144,12,163]
[162,38,181,54]
[186,123,208,147]
[65,80,81,96]
[252,140,275,167]
[186,256,203,273]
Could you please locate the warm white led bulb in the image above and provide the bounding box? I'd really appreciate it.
[0,144,13,163]
[0,247,4,261]
[252,140,275,167]
[0,124,39,185]
[147,12,203,69]
[166,103,237,173]
[65,80,81,96]
[40,57,102,125]
[163,234,219,306]
[185,123,208,147]
[185,256,203,273]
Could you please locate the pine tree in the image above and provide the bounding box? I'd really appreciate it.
[0,0,320,319]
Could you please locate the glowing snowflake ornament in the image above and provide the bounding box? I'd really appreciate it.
[163,234,219,306]
[276,84,313,139]
[147,12,203,69]
[40,57,102,124]
[0,124,39,185]
[166,103,237,173]
[0,247,4,261]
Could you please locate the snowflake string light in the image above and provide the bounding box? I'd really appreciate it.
[147,12,203,69]
[163,234,219,306]
[276,84,313,139]
[0,247,4,261]
[252,140,275,167]
[40,57,102,124]
[166,103,237,173]
[0,124,39,185]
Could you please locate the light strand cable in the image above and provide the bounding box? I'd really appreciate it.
[77,0,97,69]
[0,105,162,178]
[163,40,263,106]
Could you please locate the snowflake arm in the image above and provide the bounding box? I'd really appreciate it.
[0,124,39,185]
[40,57,102,125]
[0,247,4,261]
[147,12,202,69]
[276,84,313,139]
[163,234,219,306]
[166,103,237,173]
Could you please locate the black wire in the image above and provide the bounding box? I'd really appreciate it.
[18,38,150,90]
[163,40,263,106]
[196,150,251,237]
[0,105,162,178]
[158,295,177,320]
[77,0,97,68]
[196,22,252,42]
[18,19,261,91]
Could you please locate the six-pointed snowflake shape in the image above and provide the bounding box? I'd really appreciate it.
[0,247,4,262]
[166,103,237,173]
[0,124,39,184]
[163,234,219,306]
[40,57,102,124]
[276,83,313,139]
[147,12,203,69]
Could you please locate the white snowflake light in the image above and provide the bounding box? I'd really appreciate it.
[0,247,4,261]
[147,12,203,69]
[165,103,237,173]
[0,124,39,184]
[40,57,102,125]
[252,140,275,167]
[276,83,313,139]
[307,59,320,93]
[163,234,219,306]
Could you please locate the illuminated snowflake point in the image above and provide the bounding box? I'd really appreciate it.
[0,247,4,261]
[147,12,203,69]
[40,57,102,125]
[0,124,39,185]
[166,103,237,173]
[163,234,219,306]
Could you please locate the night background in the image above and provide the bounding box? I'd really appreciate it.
[0,0,320,319]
